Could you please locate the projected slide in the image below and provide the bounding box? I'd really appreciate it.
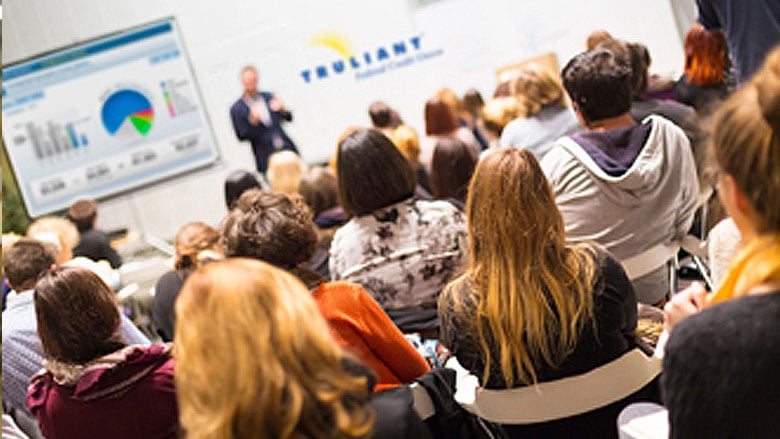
[102,89,155,138]
[2,18,219,217]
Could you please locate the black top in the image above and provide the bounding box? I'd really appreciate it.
[73,228,122,268]
[439,248,658,438]
[662,290,780,439]
[151,270,188,342]
[674,74,730,114]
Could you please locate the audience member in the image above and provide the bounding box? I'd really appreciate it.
[26,216,120,289]
[421,97,479,172]
[437,87,488,150]
[542,49,699,305]
[266,149,307,195]
[65,199,122,268]
[481,97,520,145]
[2,239,148,416]
[224,169,263,210]
[439,148,657,438]
[368,101,402,138]
[174,259,375,438]
[298,166,347,279]
[2,233,21,311]
[330,128,468,334]
[151,222,222,342]
[696,0,780,84]
[500,63,580,158]
[586,29,614,51]
[221,189,430,391]
[674,23,730,114]
[27,266,177,438]
[664,45,780,330]
[462,88,490,148]
[390,125,431,194]
[429,137,476,209]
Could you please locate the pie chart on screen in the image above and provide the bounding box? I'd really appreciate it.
[101,89,154,139]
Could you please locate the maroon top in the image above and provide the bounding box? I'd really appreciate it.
[27,344,178,439]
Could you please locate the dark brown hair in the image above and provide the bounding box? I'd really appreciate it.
[66,199,98,233]
[35,266,124,364]
[424,97,460,135]
[175,222,221,271]
[220,189,318,267]
[562,49,633,123]
[3,238,57,290]
[336,128,416,216]
[430,137,477,204]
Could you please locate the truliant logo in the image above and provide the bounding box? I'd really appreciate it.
[300,30,444,83]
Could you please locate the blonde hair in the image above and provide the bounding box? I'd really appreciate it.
[481,97,520,136]
[174,258,373,439]
[451,148,596,387]
[389,125,421,164]
[711,45,780,234]
[436,87,464,115]
[267,150,307,195]
[27,216,80,263]
[512,64,567,117]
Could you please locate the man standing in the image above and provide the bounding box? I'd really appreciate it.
[230,65,298,174]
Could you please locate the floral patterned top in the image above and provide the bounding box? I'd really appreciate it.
[329,198,468,311]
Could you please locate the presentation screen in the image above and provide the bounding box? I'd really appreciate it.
[2,18,219,217]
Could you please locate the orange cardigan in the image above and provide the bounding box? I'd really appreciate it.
[312,281,430,392]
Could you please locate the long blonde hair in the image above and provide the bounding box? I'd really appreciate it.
[457,148,596,387]
[512,63,567,118]
[174,258,373,439]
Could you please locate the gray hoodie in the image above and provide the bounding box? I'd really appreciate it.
[541,115,699,304]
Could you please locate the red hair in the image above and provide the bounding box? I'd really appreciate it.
[684,23,726,86]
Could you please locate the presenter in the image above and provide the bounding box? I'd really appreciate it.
[230,65,298,174]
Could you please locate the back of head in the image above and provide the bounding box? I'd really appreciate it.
[368,101,394,129]
[512,64,566,117]
[626,42,651,97]
[462,88,485,119]
[711,45,780,233]
[267,150,306,195]
[34,266,123,364]
[66,199,98,233]
[3,238,57,291]
[389,125,421,164]
[436,87,463,115]
[684,23,726,86]
[463,148,595,386]
[562,49,633,123]
[430,137,476,203]
[174,222,221,271]
[336,128,416,216]
[174,258,372,439]
[298,166,339,218]
[425,96,460,135]
[224,170,261,210]
[481,97,520,137]
[220,189,318,267]
[26,216,80,263]
[586,29,614,51]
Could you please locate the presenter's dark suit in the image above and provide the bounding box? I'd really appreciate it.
[230,91,298,174]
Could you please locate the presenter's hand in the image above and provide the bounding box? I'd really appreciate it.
[663,282,707,333]
[269,96,285,112]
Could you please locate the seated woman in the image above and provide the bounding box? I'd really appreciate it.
[429,137,477,210]
[221,189,430,391]
[420,97,479,172]
[499,63,580,158]
[329,128,468,335]
[267,149,307,195]
[674,23,730,115]
[174,258,375,438]
[298,166,347,279]
[439,148,657,438]
[635,48,780,439]
[27,267,177,438]
[151,221,222,342]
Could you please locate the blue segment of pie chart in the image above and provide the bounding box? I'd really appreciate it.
[101,89,153,135]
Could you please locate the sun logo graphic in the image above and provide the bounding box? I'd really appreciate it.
[300,30,427,83]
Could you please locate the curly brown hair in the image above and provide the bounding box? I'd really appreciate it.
[220,189,318,268]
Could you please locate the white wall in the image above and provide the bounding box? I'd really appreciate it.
[4,0,689,240]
